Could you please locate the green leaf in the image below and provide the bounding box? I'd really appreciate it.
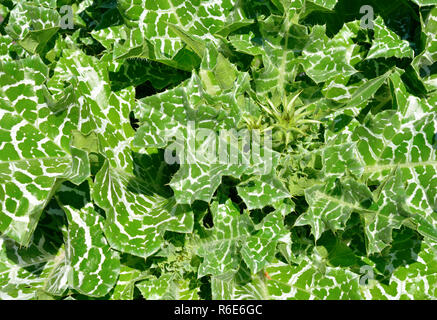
[1,0,436,301]
[347,70,392,109]
[215,0,254,37]
[367,16,414,60]
[322,76,364,103]
[136,274,200,300]
[46,48,194,259]
[295,178,373,240]
[253,13,308,98]
[5,2,60,53]
[197,200,247,277]
[240,210,290,273]
[0,201,68,299]
[228,32,264,56]
[109,255,148,300]
[352,112,437,242]
[57,183,121,297]
[0,56,91,245]
[213,256,363,300]
[134,53,280,205]
[301,25,357,84]
[362,237,437,299]
[199,44,238,93]
[117,0,237,70]
[321,143,363,177]
[364,169,409,254]
[236,175,290,210]
[265,258,362,299]
[93,159,193,259]
[412,7,437,92]
[197,199,289,276]
[211,270,269,300]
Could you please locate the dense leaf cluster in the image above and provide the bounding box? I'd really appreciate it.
[0,0,436,299]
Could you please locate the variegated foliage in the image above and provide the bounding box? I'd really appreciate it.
[0,0,436,300]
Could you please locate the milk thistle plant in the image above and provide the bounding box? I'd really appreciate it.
[0,0,436,300]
